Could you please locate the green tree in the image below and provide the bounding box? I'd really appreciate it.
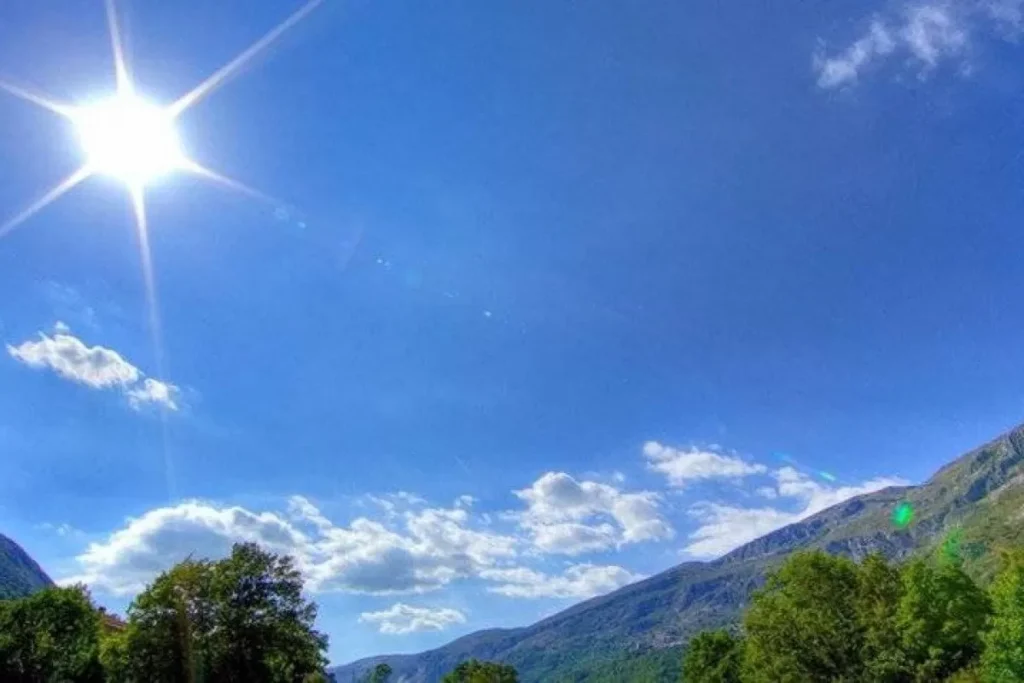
[741,551,864,683]
[123,543,328,683]
[0,585,104,683]
[980,551,1024,682]
[855,553,908,682]
[98,628,131,683]
[362,663,392,682]
[122,556,215,682]
[681,629,742,683]
[897,558,990,682]
[441,659,518,683]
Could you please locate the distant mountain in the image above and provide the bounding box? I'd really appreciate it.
[333,422,1024,683]
[0,533,53,600]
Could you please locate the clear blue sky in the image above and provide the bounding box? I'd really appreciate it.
[1,0,1023,665]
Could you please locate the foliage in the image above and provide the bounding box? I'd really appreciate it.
[442,658,519,683]
[980,551,1024,682]
[547,645,681,682]
[120,542,328,683]
[681,630,742,683]
[363,662,392,682]
[0,585,104,683]
[98,629,130,683]
[679,549,1003,683]
[741,551,864,682]
[896,558,990,681]
[855,553,907,681]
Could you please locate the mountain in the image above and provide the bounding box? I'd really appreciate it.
[333,422,1024,682]
[0,533,53,600]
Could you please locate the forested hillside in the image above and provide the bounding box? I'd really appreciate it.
[0,534,52,600]
[335,422,1024,682]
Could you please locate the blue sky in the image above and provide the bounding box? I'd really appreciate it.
[2,0,1024,666]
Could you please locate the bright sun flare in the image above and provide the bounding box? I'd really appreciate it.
[72,95,185,186]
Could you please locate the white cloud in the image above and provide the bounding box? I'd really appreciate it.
[814,0,1020,88]
[513,472,673,555]
[359,603,467,635]
[683,467,908,558]
[481,563,643,599]
[38,522,80,538]
[985,0,1024,30]
[642,442,766,486]
[126,378,179,411]
[7,328,178,411]
[902,5,968,65]
[64,489,655,603]
[685,504,804,558]
[815,19,896,88]
[63,497,519,597]
[8,331,140,388]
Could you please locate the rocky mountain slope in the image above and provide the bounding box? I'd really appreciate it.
[0,533,53,600]
[334,422,1024,682]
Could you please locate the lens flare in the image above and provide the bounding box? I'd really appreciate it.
[892,502,914,528]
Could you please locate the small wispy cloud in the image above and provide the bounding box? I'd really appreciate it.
[683,467,908,557]
[359,603,467,634]
[815,0,1020,88]
[7,326,179,411]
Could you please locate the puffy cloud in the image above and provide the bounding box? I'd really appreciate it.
[63,498,519,597]
[359,603,467,634]
[642,442,765,486]
[8,331,140,388]
[513,472,673,555]
[7,328,179,411]
[64,489,655,603]
[683,467,908,558]
[481,563,643,599]
[126,378,179,411]
[64,501,309,595]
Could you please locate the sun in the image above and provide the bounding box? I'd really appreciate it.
[72,94,185,186]
[0,0,323,240]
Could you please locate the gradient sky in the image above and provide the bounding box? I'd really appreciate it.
[2,0,1024,666]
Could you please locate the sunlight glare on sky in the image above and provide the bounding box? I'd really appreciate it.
[3,0,1024,668]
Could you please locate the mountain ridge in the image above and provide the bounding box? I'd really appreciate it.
[333,421,1024,682]
[0,533,53,600]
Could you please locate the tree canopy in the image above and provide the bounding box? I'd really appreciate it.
[681,629,742,683]
[442,658,519,683]
[685,549,1007,683]
[0,585,104,683]
[981,551,1024,682]
[114,543,328,683]
[0,543,330,683]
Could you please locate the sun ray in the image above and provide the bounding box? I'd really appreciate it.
[0,165,93,239]
[180,159,277,204]
[129,184,161,360]
[104,0,132,93]
[168,0,324,118]
[130,184,176,499]
[0,80,74,118]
